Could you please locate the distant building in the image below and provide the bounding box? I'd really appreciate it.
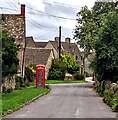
[84,52,95,76]
[25,47,54,79]
[25,36,83,77]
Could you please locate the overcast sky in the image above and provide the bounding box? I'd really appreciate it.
[0,0,96,42]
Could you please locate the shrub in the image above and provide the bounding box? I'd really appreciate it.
[25,80,30,87]
[103,83,118,111]
[95,80,118,111]
[103,89,114,105]
[73,72,85,80]
[61,54,80,74]
[15,76,24,88]
[25,67,34,82]
[47,68,65,80]
[111,98,118,112]
[94,81,104,96]
[47,58,66,80]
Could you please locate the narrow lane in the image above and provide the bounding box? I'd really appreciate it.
[5,83,116,118]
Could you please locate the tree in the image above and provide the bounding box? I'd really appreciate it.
[2,31,19,78]
[61,54,80,74]
[74,2,115,56]
[47,54,80,80]
[74,2,118,82]
[91,11,118,82]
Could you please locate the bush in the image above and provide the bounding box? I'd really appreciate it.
[111,98,118,112]
[25,80,30,87]
[94,81,104,96]
[47,58,66,80]
[15,76,24,88]
[47,68,65,80]
[102,83,118,111]
[103,89,114,105]
[25,67,34,82]
[73,72,85,80]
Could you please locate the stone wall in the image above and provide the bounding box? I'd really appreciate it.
[2,76,16,91]
[45,50,54,79]
[2,14,25,73]
[2,14,25,45]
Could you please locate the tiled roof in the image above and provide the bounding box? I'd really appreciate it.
[25,47,52,66]
[49,41,58,51]
[35,42,48,48]
[49,40,81,56]
[69,43,81,56]
[26,36,36,47]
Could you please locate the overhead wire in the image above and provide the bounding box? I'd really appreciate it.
[43,1,81,9]
[27,6,76,21]
[27,17,56,30]
[5,0,19,10]
[0,6,19,12]
[35,29,57,39]
[13,0,76,20]
[1,0,76,39]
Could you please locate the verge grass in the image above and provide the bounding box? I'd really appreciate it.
[2,87,50,116]
[46,80,86,84]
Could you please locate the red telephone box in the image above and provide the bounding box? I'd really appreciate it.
[36,65,46,88]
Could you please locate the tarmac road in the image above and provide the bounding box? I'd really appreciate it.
[4,83,117,118]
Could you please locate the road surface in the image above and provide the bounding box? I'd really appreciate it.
[4,83,116,118]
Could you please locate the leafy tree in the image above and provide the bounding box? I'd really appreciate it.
[61,54,80,74]
[91,11,118,82]
[48,54,80,80]
[2,31,19,78]
[74,2,118,82]
[74,2,115,56]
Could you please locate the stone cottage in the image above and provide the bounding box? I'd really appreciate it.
[2,4,26,90]
[2,4,26,75]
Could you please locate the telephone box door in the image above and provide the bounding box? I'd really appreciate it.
[36,65,45,88]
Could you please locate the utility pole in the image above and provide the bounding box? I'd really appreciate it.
[59,26,61,59]
[21,4,26,78]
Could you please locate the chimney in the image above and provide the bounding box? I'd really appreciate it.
[65,37,71,44]
[21,4,25,17]
[54,37,59,42]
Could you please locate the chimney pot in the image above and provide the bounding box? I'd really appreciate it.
[65,37,71,44]
[54,37,59,42]
[21,4,25,17]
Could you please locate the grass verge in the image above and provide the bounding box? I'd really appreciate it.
[2,87,50,116]
[46,80,87,84]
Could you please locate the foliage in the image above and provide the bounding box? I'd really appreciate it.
[74,2,116,56]
[47,58,66,80]
[73,72,85,80]
[25,62,36,82]
[91,11,118,82]
[48,54,80,80]
[2,31,19,78]
[95,82,118,111]
[2,87,50,116]
[48,68,65,80]
[61,54,80,74]
[15,76,24,89]
[74,2,118,82]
